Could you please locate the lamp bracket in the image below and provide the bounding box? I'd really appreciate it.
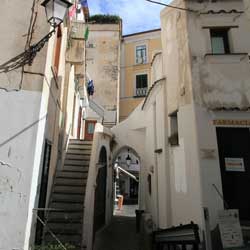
[0,29,56,73]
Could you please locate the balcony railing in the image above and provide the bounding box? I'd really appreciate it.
[135,87,147,97]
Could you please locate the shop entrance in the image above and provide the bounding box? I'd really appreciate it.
[216,127,250,222]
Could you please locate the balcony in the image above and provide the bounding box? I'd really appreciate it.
[66,21,86,64]
[135,87,147,97]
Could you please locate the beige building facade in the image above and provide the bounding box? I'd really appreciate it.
[119,29,162,121]
[84,22,122,131]
[110,0,250,249]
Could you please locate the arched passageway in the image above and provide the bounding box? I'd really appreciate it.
[93,146,141,250]
[113,146,141,216]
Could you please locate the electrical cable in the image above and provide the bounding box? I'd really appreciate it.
[145,0,197,13]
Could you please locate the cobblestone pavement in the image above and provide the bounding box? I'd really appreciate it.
[93,205,140,250]
[114,204,139,217]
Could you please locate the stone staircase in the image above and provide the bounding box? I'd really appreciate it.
[44,139,92,250]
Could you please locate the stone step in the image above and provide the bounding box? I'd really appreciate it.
[51,193,85,203]
[47,222,82,232]
[67,144,92,150]
[50,201,84,211]
[65,154,90,161]
[47,217,82,224]
[69,139,92,145]
[56,171,88,179]
[47,210,82,221]
[44,233,81,245]
[54,177,87,186]
[62,166,89,173]
[53,185,85,194]
[67,149,92,155]
[64,159,90,166]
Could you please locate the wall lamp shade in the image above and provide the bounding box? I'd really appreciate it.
[126,154,132,166]
[41,0,73,27]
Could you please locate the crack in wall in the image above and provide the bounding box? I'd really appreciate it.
[0,160,22,182]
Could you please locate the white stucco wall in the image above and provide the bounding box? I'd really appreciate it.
[160,0,250,245]
[0,1,71,249]
[83,124,113,250]
[112,77,169,230]
[169,104,204,228]
[0,91,43,250]
[185,0,250,109]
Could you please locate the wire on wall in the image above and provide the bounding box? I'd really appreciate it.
[145,0,197,13]
[0,0,42,92]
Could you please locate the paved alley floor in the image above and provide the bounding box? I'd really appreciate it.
[93,205,140,250]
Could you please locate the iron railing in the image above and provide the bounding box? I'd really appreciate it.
[153,222,200,250]
[135,87,147,97]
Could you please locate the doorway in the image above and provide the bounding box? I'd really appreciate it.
[93,147,107,233]
[85,120,96,141]
[113,147,140,215]
[35,140,52,244]
[216,127,250,221]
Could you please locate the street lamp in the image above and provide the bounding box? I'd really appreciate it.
[0,0,73,73]
[41,0,73,27]
[126,149,132,166]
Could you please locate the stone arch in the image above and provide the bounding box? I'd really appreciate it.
[112,145,141,166]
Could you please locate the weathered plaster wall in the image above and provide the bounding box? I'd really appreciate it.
[0,1,52,250]
[161,1,193,115]
[159,1,250,245]
[85,24,121,113]
[46,25,69,203]
[0,0,50,92]
[186,0,250,109]
[112,78,169,230]
[151,52,163,85]
[0,1,71,249]
[83,124,113,250]
[168,104,204,228]
[0,91,43,250]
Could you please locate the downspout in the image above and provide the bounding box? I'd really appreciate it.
[116,20,122,124]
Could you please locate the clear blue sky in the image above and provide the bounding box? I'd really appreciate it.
[88,0,171,35]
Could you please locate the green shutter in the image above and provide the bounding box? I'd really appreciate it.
[84,26,89,40]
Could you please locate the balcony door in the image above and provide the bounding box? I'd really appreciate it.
[85,120,96,141]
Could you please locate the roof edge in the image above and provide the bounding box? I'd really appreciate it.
[123,28,161,38]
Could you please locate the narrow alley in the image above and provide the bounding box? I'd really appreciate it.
[94,205,140,250]
[1,1,250,250]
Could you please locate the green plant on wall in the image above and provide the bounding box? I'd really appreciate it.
[33,243,75,250]
[88,14,121,24]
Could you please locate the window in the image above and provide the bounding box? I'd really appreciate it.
[135,74,148,97]
[210,28,230,54]
[136,45,147,64]
[87,122,95,134]
[168,111,179,146]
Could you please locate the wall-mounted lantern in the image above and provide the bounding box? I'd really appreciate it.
[126,149,132,166]
[0,0,73,73]
[41,0,73,27]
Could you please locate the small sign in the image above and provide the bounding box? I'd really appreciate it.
[218,209,244,249]
[225,158,245,172]
[213,119,250,126]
